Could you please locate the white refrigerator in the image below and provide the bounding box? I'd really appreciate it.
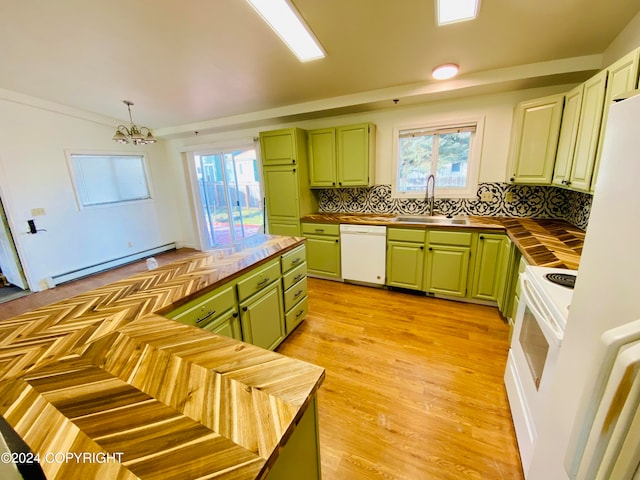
[527,91,640,478]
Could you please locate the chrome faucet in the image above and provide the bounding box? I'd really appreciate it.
[425,174,435,216]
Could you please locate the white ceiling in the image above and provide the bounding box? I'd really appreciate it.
[1,0,639,137]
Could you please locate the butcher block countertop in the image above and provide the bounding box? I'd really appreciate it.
[0,235,324,480]
[301,212,585,269]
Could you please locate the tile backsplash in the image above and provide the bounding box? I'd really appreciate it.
[317,183,592,230]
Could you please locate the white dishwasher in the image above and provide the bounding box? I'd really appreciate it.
[339,224,387,285]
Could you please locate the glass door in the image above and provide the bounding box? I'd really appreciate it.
[194,147,263,248]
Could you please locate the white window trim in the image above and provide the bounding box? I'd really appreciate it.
[65,149,154,210]
[391,116,485,199]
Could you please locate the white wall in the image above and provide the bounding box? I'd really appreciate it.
[0,95,183,291]
[602,10,640,66]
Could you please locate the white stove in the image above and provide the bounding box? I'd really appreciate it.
[505,265,577,477]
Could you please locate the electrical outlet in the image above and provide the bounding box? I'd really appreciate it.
[480,191,494,202]
[30,207,46,216]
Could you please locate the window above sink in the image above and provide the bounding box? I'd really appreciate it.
[391,117,484,200]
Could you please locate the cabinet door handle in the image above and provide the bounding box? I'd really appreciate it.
[338,182,342,186]
[291,257,302,265]
[315,228,325,233]
[232,312,239,318]
[292,159,296,164]
[242,306,248,312]
[332,182,335,186]
[293,273,303,281]
[296,309,305,318]
[294,289,303,298]
[257,278,269,287]
[510,177,515,182]
[428,247,433,251]
[479,235,485,240]
[335,239,339,243]
[196,310,216,324]
[420,246,424,250]
[293,168,296,173]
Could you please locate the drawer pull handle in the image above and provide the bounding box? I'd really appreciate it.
[196,310,216,324]
[257,278,269,287]
[296,309,304,318]
[294,289,303,298]
[314,229,324,233]
[291,257,302,265]
[293,273,303,281]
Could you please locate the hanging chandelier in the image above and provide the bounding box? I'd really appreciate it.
[112,100,156,145]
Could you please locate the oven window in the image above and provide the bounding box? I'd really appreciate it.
[519,305,550,390]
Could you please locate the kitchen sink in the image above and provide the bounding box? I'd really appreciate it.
[394,215,470,225]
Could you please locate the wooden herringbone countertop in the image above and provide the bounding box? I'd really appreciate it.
[0,234,324,480]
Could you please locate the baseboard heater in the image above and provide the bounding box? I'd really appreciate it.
[50,242,176,286]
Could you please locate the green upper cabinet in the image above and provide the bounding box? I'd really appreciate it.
[553,84,583,187]
[260,128,318,236]
[307,123,375,188]
[591,48,640,192]
[260,128,299,166]
[568,69,608,192]
[507,94,565,185]
[308,128,337,187]
[470,233,509,303]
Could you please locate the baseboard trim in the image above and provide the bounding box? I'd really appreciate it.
[50,243,176,286]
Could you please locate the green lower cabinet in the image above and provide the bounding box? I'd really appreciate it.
[266,396,322,479]
[201,308,242,340]
[240,281,286,351]
[302,223,341,279]
[424,245,470,297]
[470,233,507,302]
[386,241,424,290]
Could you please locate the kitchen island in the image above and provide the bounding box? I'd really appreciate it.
[0,235,325,480]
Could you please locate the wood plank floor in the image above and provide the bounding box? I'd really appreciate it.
[277,278,524,480]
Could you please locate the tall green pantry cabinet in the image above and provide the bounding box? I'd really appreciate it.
[260,128,317,236]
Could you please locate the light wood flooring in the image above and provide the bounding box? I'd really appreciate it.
[277,279,524,480]
[0,251,523,479]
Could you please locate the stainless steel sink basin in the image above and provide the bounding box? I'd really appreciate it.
[394,215,470,225]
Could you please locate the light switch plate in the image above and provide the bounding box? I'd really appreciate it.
[30,208,46,216]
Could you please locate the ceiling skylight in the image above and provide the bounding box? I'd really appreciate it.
[247,0,325,62]
[436,0,481,25]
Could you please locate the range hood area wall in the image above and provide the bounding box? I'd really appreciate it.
[317,183,592,230]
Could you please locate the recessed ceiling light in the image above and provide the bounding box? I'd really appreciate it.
[436,0,481,25]
[432,64,459,80]
[247,0,325,62]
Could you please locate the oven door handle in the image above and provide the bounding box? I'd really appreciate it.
[521,277,563,346]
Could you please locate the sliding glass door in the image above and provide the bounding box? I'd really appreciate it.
[193,147,264,248]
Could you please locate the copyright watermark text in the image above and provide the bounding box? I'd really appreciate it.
[1,451,124,465]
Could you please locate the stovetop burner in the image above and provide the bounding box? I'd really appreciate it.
[545,272,576,289]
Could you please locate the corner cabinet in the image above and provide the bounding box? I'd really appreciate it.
[260,128,318,236]
[301,222,341,279]
[507,94,565,185]
[308,123,375,188]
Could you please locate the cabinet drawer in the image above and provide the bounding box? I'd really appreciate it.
[284,277,308,312]
[237,260,281,302]
[428,230,472,246]
[283,262,307,290]
[285,296,308,333]
[387,228,426,243]
[169,286,236,327]
[302,222,340,236]
[281,244,306,273]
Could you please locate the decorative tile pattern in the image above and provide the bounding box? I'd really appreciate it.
[317,183,592,230]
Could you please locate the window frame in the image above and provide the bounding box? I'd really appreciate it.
[65,150,154,210]
[391,116,484,199]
